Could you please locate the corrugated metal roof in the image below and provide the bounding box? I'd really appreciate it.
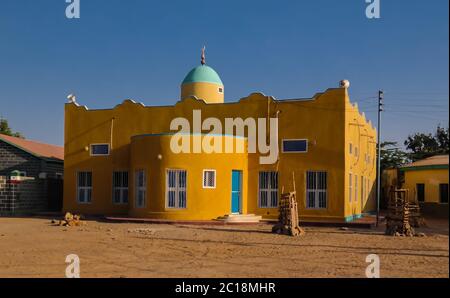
[0,134,63,161]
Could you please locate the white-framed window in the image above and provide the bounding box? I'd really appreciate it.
[90,144,110,156]
[349,143,353,155]
[203,169,216,189]
[349,173,353,203]
[306,171,327,209]
[135,170,146,208]
[113,171,128,204]
[166,169,187,209]
[259,172,278,208]
[355,174,358,203]
[218,87,224,94]
[77,171,92,204]
[282,139,308,153]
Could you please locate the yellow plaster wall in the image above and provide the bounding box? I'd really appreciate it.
[128,134,248,220]
[181,82,224,104]
[381,168,400,203]
[344,92,377,219]
[64,88,376,221]
[403,169,449,203]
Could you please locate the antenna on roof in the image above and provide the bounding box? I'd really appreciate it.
[201,46,206,65]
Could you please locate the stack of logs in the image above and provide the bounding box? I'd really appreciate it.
[385,189,423,236]
[52,212,84,227]
[272,191,305,236]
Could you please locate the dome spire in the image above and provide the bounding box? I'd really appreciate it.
[201,46,206,65]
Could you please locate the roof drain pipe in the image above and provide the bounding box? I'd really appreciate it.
[110,117,115,166]
[267,97,270,144]
[110,117,115,151]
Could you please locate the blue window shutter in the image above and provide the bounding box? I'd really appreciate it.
[282,140,308,153]
[91,144,109,155]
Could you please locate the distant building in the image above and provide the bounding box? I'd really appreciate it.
[63,53,377,222]
[381,167,400,209]
[400,155,449,218]
[0,134,64,214]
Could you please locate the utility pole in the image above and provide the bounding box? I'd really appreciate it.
[376,90,384,227]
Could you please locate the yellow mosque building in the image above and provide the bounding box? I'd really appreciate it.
[63,52,377,222]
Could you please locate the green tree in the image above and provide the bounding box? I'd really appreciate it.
[0,118,24,138]
[404,125,449,161]
[435,126,449,153]
[380,141,408,170]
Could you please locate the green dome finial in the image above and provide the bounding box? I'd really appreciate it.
[181,48,223,85]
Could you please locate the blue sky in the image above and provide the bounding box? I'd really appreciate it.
[0,0,448,146]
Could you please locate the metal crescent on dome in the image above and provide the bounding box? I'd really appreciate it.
[201,46,206,65]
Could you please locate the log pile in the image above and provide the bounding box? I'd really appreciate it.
[272,191,305,237]
[52,212,85,227]
[385,189,423,236]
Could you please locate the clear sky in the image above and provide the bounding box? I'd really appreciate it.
[0,0,448,146]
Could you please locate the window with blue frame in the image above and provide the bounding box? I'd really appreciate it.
[282,139,308,153]
[90,144,110,156]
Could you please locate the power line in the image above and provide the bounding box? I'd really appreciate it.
[385,110,448,113]
[379,102,447,107]
[379,98,449,102]
[384,111,448,121]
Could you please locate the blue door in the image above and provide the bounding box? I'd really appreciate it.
[231,170,242,213]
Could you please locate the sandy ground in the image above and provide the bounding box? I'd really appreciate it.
[0,217,448,278]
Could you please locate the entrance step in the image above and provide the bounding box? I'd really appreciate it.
[216,214,262,223]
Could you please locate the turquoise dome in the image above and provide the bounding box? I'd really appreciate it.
[182,65,223,85]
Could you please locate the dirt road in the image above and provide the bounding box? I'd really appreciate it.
[0,217,448,278]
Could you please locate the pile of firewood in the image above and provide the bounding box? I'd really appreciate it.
[385,189,423,237]
[272,190,305,237]
[52,212,85,227]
